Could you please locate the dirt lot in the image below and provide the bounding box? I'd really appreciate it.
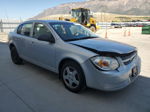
[0,27,150,112]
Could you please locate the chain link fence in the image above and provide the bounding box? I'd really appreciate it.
[0,19,22,33]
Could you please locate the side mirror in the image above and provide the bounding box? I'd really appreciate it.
[38,34,55,43]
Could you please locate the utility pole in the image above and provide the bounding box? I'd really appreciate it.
[0,19,3,32]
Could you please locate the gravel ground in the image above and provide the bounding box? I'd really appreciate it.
[0,27,150,112]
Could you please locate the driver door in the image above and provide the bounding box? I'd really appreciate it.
[30,23,56,70]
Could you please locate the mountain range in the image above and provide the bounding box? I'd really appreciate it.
[33,0,150,19]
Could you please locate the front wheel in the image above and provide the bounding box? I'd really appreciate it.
[10,47,23,65]
[61,61,86,93]
[90,26,96,32]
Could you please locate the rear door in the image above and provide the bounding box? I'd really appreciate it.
[15,22,33,59]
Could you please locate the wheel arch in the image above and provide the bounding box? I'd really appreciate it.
[58,58,84,79]
[90,24,96,28]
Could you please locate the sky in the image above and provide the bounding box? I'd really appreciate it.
[0,0,85,20]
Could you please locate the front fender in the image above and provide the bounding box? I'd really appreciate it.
[55,42,97,73]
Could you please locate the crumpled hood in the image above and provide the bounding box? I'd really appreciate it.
[68,38,136,54]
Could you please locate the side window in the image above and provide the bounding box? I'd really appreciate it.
[33,23,52,39]
[21,23,32,36]
[17,23,32,36]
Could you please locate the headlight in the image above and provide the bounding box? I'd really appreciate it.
[91,56,119,71]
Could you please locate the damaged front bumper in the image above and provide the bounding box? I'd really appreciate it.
[81,55,141,91]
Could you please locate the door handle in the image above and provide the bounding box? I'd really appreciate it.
[16,38,20,40]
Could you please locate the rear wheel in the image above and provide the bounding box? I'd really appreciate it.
[61,61,86,93]
[10,47,23,65]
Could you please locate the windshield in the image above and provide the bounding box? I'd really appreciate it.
[72,11,82,23]
[72,10,81,18]
[49,22,98,41]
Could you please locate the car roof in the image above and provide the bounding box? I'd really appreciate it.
[22,20,72,24]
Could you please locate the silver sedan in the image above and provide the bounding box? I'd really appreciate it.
[8,20,141,93]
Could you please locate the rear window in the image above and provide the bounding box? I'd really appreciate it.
[17,23,33,36]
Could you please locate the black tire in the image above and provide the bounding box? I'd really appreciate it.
[10,47,23,65]
[60,61,86,93]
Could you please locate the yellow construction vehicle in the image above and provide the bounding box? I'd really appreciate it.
[59,8,98,32]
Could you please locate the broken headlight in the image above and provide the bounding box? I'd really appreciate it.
[91,56,119,71]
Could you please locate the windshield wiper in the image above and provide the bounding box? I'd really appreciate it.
[65,38,82,41]
[81,36,98,40]
[65,36,98,42]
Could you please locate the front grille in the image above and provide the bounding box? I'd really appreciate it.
[120,51,137,65]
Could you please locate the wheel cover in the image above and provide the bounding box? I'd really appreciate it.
[63,66,80,89]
